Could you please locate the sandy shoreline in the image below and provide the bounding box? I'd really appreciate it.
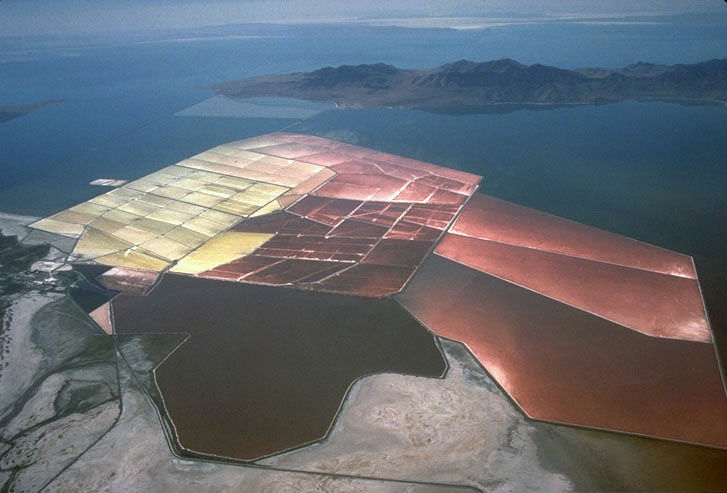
[0,211,39,224]
[0,211,38,239]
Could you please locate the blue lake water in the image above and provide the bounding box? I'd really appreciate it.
[1,19,726,357]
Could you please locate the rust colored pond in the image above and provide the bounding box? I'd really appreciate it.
[397,254,727,449]
[111,274,445,460]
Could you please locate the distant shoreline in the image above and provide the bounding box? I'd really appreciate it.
[0,211,39,224]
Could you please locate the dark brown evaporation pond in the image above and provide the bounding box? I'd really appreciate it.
[111,273,445,460]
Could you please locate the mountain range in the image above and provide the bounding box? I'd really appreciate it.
[213,59,727,111]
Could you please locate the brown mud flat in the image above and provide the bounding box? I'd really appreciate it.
[111,273,446,461]
[397,254,727,449]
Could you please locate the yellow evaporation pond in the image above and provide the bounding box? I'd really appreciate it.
[133,217,177,235]
[69,202,110,216]
[176,158,214,172]
[229,149,266,161]
[251,182,289,196]
[186,170,220,183]
[199,184,236,198]
[164,227,210,248]
[263,175,300,188]
[173,178,208,191]
[96,248,170,272]
[141,237,193,261]
[183,216,226,236]
[88,217,126,235]
[257,154,292,167]
[50,210,98,225]
[117,200,160,217]
[126,178,160,193]
[193,151,253,169]
[113,226,159,245]
[27,218,85,238]
[151,185,191,200]
[215,176,254,191]
[160,165,195,177]
[245,160,284,173]
[139,194,174,207]
[170,231,273,275]
[207,145,238,156]
[198,209,240,226]
[230,135,287,150]
[102,209,142,225]
[89,193,128,208]
[212,200,259,216]
[146,208,195,225]
[142,171,177,186]
[73,227,134,259]
[250,200,281,217]
[182,192,223,208]
[106,188,145,201]
[229,190,274,207]
[166,200,206,215]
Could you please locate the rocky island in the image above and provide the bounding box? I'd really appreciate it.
[213,59,727,111]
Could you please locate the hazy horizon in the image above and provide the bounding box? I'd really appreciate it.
[2,0,726,36]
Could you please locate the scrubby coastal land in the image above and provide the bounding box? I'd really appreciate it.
[213,59,727,111]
